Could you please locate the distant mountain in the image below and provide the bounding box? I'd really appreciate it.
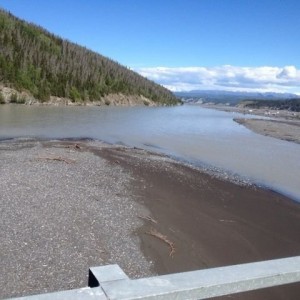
[0,9,178,105]
[175,90,300,105]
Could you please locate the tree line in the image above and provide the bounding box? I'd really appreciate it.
[0,9,178,105]
[240,99,300,112]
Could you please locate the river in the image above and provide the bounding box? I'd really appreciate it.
[0,104,299,202]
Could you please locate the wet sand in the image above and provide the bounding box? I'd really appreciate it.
[1,140,300,299]
[93,145,300,300]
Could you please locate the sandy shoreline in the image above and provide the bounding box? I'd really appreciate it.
[1,140,300,299]
[234,118,300,144]
[199,103,300,144]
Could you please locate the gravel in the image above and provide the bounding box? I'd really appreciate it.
[0,140,154,299]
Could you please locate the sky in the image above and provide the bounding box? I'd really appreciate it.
[1,0,300,94]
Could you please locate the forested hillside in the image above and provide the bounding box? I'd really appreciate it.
[0,9,178,105]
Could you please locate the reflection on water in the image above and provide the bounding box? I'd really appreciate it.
[0,104,299,202]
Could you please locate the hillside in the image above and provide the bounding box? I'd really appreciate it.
[0,9,178,105]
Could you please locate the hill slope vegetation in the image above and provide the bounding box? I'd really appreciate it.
[0,9,178,105]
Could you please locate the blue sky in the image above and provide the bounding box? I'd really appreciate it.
[1,0,300,93]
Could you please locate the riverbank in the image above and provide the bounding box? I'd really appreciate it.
[234,118,300,144]
[0,85,160,107]
[1,140,300,299]
[199,103,300,144]
[199,103,300,120]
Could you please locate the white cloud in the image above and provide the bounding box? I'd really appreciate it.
[277,66,297,80]
[135,65,300,94]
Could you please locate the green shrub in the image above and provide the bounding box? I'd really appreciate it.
[17,95,26,104]
[0,92,5,104]
[10,93,18,103]
[69,86,81,102]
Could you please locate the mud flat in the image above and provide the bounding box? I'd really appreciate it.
[234,118,300,144]
[199,103,300,144]
[1,140,300,299]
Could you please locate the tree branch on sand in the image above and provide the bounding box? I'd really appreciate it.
[145,228,175,257]
[37,156,76,164]
[138,215,158,224]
